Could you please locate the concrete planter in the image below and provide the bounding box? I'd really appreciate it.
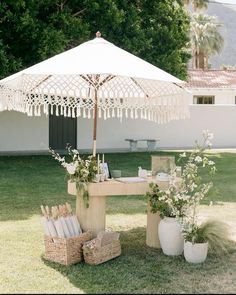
[184,241,208,263]
[158,217,184,256]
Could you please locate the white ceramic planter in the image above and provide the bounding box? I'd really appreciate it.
[184,241,208,263]
[158,217,184,256]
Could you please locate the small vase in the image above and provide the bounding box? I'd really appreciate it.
[184,241,208,264]
[158,217,184,256]
[93,174,101,183]
[100,173,105,182]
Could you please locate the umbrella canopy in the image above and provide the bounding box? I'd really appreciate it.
[0,32,189,155]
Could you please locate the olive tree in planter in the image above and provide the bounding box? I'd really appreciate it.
[146,181,188,255]
[179,130,231,263]
[146,130,218,257]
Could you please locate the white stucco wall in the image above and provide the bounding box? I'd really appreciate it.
[0,111,48,152]
[77,105,236,151]
[190,88,236,105]
[1,88,236,153]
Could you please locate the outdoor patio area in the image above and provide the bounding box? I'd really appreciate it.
[0,151,235,294]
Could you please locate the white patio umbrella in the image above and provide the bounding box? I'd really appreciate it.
[0,32,189,156]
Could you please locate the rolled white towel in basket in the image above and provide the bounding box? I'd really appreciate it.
[45,206,58,237]
[40,205,58,237]
[60,204,76,237]
[65,202,82,236]
[51,206,65,238]
[41,216,51,236]
[64,216,76,236]
[70,215,82,236]
[58,205,72,238]
[40,203,82,238]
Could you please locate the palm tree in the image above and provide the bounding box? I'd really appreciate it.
[190,13,224,69]
[183,0,209,12]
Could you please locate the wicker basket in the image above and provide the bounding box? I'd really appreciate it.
[44,231,92,265]
[82,235,121,265]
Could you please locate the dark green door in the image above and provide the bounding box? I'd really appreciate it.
[49,108,77,150]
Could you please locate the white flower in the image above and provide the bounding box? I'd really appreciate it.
[173,195,179,201]
[81,168,89,176]
[195,156,202,163]
[72,149,79,154]
[61,162,67,168]
[202,129,209,137]
[189,183,197,192]
[66,163,77,175]
[211,166,217,173]
[208,133,214,140]
[208,160,215,166]
[203,129,212,138]
[202,130,213,146]
[206,140,212,147]
[59,157,65,163]
[165,190,170,195]
[180,152,186,158]
[182,195,190,201]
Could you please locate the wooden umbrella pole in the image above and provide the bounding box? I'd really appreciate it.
[93,88,98,157]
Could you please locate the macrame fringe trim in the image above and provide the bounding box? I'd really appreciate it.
[0,75,190,124]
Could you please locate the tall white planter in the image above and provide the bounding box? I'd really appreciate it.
[158,217,184,256]
[184,241,208,263]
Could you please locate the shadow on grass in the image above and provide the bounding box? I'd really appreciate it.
[42,227,236,294]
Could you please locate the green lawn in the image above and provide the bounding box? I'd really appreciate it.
[0,152,236,294]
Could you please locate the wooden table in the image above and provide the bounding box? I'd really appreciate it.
[68,177,179,248]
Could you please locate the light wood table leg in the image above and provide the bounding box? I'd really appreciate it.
[146,202,161,248]
[76,194,106,238]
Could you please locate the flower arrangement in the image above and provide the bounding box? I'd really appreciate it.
[49,145,98,208]
[146,130,217,220]
[146,180,190,219]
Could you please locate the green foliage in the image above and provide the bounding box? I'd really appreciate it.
[147,131,216,220]
[146,182,189,219]
[49,145,98,208]
[191,13,224,54]
[184,219,232,254]
[0,0,191,80]
[137,0,191,79]
[146,182,171,218]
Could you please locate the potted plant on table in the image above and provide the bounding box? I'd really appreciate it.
[49,145,98,208]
